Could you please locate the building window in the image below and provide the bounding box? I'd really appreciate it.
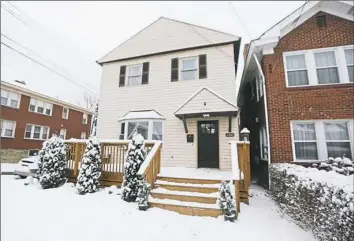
[345,48,354,82]
[121,120,163,140]
[59,129,67,139]
[284,45,354,87]
[285,54,309,86]
[180,57,197,80]
[1,89,20,108]
[29,98,53,116]
[62,107,69,119]
[80,132,86,139]
[82,113,88,124]
[119,122,125,140]
[255,76,264,102]
[291,120,353,161]
[127,64,143,86]
[314,51,339,84]
[259,126,268,159]
[24,124,50,140]
[1,120,16,138]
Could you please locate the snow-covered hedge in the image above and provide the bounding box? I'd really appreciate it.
[270,163,353,241]
[312,157,354,176]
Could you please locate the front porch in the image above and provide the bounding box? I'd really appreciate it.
[64,139,250,217]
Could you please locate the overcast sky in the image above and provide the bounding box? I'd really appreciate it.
[1,1,304,107]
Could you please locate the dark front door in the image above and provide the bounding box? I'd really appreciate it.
[198,120,219,168]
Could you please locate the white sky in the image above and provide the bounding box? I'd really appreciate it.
[1,1,304,106]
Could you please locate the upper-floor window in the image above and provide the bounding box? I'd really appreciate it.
[24,124,49,140]
[180,57,198,80]
[29,98,53,116]
[283,45,354,87]
[82,113,88,124]
[1,89,20,108]
[1,119,16,138]
[62,107,69,119]
[127,64,143,86]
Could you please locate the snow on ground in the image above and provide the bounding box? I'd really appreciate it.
[1,175,316,241]
[1,163,18,174]
[159,167,235,180]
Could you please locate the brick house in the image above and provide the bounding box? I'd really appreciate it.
[1,80,93,163]
[238,1,354,187]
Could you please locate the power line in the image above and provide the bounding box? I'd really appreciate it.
[1,41,96,95]
[1,3,30,26]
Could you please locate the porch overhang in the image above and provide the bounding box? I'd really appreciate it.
[175,111,237,120]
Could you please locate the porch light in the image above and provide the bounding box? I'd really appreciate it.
[240,128,250,142]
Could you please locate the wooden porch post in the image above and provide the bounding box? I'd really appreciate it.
[73,143,80,176]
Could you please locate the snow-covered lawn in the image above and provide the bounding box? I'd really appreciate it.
[1,176,316,241]
[1,163,18,174]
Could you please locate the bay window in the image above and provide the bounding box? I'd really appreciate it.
[24,124,50,140]
[291,120,353,161]
[284,45,354,87]
[120,119,163,140]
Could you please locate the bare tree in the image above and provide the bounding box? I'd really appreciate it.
[79,92,98,110]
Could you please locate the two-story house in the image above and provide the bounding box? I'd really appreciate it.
[1,80,93,163]
[97,17,241,171]
[238,1,354,187]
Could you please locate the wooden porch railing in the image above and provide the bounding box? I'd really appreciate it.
[64,139,156,186]
[137,141,163,189]
[229,141,251,212]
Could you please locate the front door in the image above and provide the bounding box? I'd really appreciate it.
[197,120,219,168]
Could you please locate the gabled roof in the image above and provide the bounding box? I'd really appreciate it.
[175,87,238,116]
[97,17,239,64]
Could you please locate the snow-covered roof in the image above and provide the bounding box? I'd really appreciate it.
[118,110,165,121]
[97,17,239,64]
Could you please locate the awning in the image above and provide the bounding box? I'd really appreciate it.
[118,110,165,121]
[174,87,238,120]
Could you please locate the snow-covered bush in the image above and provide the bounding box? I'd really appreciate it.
[137,178,149,210]
[270,163,354,241]
[217,181,236,216]
[312,157,354,176]
[37,135,67,189]
[121,133,147,202]
[76,136,101,195]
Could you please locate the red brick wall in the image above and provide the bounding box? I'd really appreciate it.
[1,94,92,150]
[262,12,354,163]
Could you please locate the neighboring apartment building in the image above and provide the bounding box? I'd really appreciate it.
[97,17,241,170]
[1,80,93,163]
[238,1,354,187]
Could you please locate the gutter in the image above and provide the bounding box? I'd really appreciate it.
[253,53,272,189]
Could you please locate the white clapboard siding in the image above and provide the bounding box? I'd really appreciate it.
[98,17,239,63]
[97,43,239,170]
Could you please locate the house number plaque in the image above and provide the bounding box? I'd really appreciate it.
[225,132,235,137]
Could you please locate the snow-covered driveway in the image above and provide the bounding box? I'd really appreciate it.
[1,176,316,241]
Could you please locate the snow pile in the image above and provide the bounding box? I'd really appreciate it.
[37,136,68,189]
[270,163,354,241]
[312,157,354,176]
[76,136,101,194]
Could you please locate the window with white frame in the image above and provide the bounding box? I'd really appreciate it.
[314,51,339,84]
[180,57,198,80]
[24,124,49,140]
[59,129,67,139]
[1,89,20,108]
[82,113,88,124]
[284,45,354,87]
[80,132,86,139]
[29,98,53,116]
[259,126,268,159]
[62,107,69,119]
[345,48,354,82]
[127,64,143,86]
[285,54,309,86]
[291,120,353,161]
[1,119,16,138]
[121,119,163,140]
[255,76,264,101]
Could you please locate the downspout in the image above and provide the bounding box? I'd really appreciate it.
[253,53,272,189]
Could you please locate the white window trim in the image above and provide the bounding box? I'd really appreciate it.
[120,119,164,141]
[180,57,199,81]
[1,119,16,138]
[80,132,86,139]
[344,46,354,82]
[59,128,67,139]
[1,89,21,109]
[255,75,264,102]
[62,107,69,119]
[259,126,268,160]
[28,98,53,116]
[283,44,354,87]
[24,124,50,141]
[126,64,143,86]
[82,113,88,124]
[290,119,354,162]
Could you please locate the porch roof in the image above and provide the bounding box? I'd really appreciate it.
[174,87,238,119]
